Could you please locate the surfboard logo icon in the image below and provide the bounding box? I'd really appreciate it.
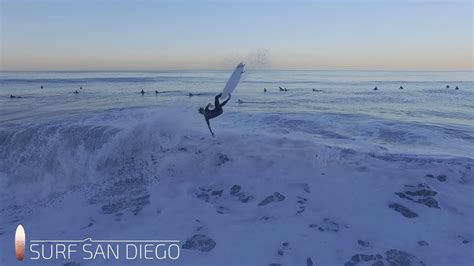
[15,224,25,261]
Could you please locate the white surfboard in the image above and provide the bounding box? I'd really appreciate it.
[220,62,245,101]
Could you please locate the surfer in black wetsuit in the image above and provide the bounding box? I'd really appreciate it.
[199,93,231,136]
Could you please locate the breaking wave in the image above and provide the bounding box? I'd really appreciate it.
[1,107,473,206]
[0,108,194,202]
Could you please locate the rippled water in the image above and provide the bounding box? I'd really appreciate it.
[1,70,473,125]
[1,71,473,265]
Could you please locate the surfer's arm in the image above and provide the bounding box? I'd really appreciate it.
[205,118,215,137]
[221,93,231,106]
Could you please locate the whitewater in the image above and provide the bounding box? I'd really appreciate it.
[0,70,473,265]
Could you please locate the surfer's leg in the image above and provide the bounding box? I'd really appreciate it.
[221,93,231,106]
[214,94,221,107]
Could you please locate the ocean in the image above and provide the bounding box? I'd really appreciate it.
[0,70,473,265]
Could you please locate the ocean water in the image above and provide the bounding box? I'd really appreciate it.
[2,71,473,158]
[0,70,473,265]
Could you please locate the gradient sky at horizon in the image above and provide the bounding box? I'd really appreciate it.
[1,0,473,71]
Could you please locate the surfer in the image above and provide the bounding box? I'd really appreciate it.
[455,86,459,90]
[198,62,244,136]
[399,86,404,90]
[74,90,79,94]
[155,90,159,95]
[141,89,145,95]
[279,86,284,91]
[199,93,231,136]
[373,86,378,91]
[446,85,450,88]
[40,85,43,89]
[264,88,267,92]
[237,99,244,104]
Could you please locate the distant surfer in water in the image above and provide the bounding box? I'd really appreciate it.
[199,93,231,136]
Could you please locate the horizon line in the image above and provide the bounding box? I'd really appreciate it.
[1,68,473,73]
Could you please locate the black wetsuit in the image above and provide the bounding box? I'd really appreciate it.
[203,93,230,136]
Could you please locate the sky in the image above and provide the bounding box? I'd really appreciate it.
[0,0,472,71]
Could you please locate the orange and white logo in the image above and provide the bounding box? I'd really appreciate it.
[12,224,180,262]
[15,224,26,261]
